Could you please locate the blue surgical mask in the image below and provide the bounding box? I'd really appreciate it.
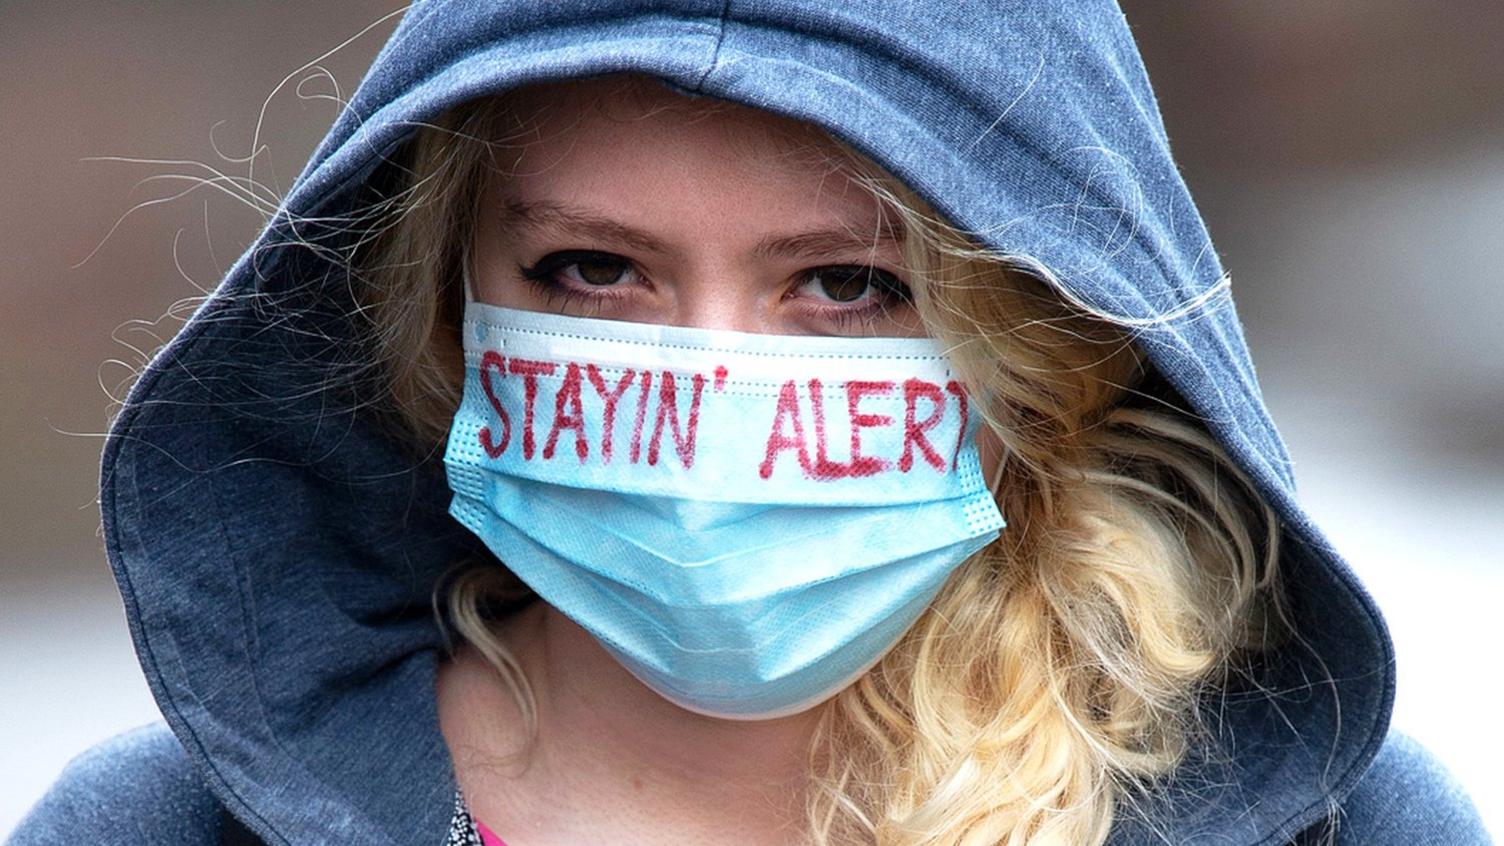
[443,302,1005,720]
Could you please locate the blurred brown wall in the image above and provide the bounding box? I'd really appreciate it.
[2,1,396,583]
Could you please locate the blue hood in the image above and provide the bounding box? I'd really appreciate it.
[101,2,1393,843]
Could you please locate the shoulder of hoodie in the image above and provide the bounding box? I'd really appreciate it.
[1295,730,1494,846]
[8,724,1491,846]
[6,721,219,846]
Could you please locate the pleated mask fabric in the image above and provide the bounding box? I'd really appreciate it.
[443,302,1005,718]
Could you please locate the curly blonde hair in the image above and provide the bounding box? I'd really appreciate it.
[352,79,1284,846]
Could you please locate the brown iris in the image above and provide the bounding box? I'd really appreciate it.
[576,257,629,286]
[811,266,877,302]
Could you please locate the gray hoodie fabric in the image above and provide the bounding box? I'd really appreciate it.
[10,2,1492,844]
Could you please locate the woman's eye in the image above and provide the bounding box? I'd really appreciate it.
[571,257,631,286]
[520,250,637,289]
[800,265,910,305]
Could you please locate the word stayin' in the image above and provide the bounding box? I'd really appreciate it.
[477,352,715,469]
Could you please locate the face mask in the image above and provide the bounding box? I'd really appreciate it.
[443,301,1005,720]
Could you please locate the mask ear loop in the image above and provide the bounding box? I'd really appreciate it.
[976,390,1009,497]
[988,442,1010,498]
[460,242,496,350]
[460,241,477,305]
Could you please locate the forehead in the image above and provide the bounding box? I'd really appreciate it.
[480,76,890,235]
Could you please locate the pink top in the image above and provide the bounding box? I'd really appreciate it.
[475,817,509,846]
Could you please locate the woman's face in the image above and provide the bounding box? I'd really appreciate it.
[470,76,1004,478]
[470,77,923,338]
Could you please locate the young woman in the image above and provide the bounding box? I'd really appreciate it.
[11,3,1490,845]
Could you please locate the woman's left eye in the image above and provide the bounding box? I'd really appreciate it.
[520,250,639,290]
[798,265,911,306]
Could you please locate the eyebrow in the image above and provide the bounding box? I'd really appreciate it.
[501,198,901,261]
[503,199,671,254]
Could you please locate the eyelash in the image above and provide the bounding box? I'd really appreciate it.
[795,266,913,331]
[517,250,637,312]
[516,249,913,329]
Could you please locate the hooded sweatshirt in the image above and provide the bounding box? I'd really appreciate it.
[9,2,1493,845]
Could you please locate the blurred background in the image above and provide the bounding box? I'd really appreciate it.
[2,1,1500,837]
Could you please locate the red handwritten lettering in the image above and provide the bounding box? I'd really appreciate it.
[846,380,894,477]
[478,351,510,458]
[759,379,812,479]
[586,365,635,464]
[628,370,654,464]
[507,358,556,460]
[900,378,946,472]
[807,379,848,479]
[542,363,588,462]
[946,381,968,470]
[647,371,707,468]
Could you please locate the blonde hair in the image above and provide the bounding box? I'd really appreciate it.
[353,82,1284,846]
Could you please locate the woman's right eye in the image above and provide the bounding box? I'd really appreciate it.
[519,250,640,290]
